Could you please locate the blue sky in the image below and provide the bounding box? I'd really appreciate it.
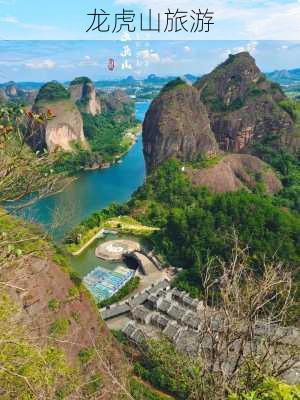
[0,0,300,40]
[1,0,300,82]
[1,40,300,83]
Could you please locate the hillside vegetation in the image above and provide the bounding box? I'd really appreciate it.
[35,81,70,103]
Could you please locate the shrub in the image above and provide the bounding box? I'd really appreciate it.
[229,378,300,400]
[78,347,95,365]
[48,298,61,311]
[279,99,298,122]
[134,339,202,399]
[82,373,102,396]
[130,376,174,400]
[49,318,70,337]
[68,286,80,299]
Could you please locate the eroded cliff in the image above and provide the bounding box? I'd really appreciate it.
[195,52,294,152]
[28,81,87,153]
[69,77,101,116]
[143,79,218,173]
[142,52,299,193]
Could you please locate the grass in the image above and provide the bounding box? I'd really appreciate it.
[104,216,159,236]
[188,153,224,170]
[66,215,158,255]
[0,208,50,257]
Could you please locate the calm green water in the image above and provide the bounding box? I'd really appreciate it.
[20,101,149,243]
[69,233,141,277]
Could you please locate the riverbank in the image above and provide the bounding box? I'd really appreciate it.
[67,216,158,256]
[70,227,103,256]
[83,123,142,172]
[17,101,148,243]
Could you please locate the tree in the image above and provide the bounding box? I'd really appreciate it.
[0,103,65,208]
[196,238,299,400]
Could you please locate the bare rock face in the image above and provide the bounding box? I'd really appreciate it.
[0,88,8,102]
[195,52,294,152]
[28,81,87,153]
[143,79,218,173]
[69,77,101,116]
[143,51,299,195]
[99,89,135,122]
[100,89,131,113]
[5,81,18,97]
[187,154,282,194]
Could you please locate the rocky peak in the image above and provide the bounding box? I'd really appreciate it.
[69,77,101,116]
[194,52,293,152]
[142,52,299,189]
[28,81,87,153]
[0,88,8,102]
[195,52,264,111]
[143,79,218,173]
[5,81,18,97]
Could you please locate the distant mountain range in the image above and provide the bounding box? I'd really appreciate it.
[0,74,199,92]
[266,69,300,85]
[2,69,300,92]
[0,81,44,90]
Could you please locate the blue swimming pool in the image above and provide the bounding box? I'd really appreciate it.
[83,265,134,302]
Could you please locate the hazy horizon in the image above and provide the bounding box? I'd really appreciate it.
[1,40,300,84]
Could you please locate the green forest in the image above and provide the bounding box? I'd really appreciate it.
[54,109,139,174]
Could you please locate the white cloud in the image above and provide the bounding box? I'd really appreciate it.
[25,59,56,70]
[183,45,192,53]
[0,16,18,23]
[0,15,55,31]
[221,41,258,60]
[137,49,160,64]
[20,23,55,31]
[78,56,100,67]
[161,56,174,65]
[245,2,300,39]
[115,0,300,40]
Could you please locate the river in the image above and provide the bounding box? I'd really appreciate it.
[20,101,149,242]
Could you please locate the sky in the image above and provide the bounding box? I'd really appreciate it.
[1,40,300,83]
[0,0,300,40]
[1,0,300,82]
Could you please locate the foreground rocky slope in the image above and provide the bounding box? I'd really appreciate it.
[0,212,128,399]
